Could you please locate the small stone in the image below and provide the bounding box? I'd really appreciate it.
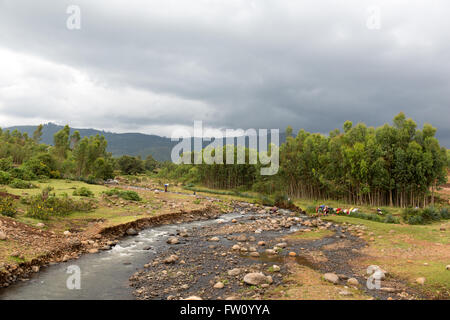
[243,273,271,286]
[265,249,276,255]
[167,237,179,244]
[416,277,426,285]
[257,241,266,246]
[208,237,220,242]
[63,231,71,236]
[323,273,339,284]
[228,268,241,276]
[213,282,224,289]
[250,252,260,257]
[184,296,202,300]
[288,252,297,257]
[339,290,353,296]
[231,245,241,251]
[36,223,45,228]
[271,265,280,272]
[31,266,40,273]
[446,265,450,270]
[347,278,359,286]
[126,228,138,236]
[163,254,179,264]
[0,232,6,241]
[88,248,98,254]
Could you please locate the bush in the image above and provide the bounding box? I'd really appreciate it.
[73,187,94,198]
[273,192,293,207]
[22,157,51,178]
[407,214,424,225]
[402,206,444,225]
[347,210,399,224]
[103,188,141,201]
[9,167,36,181]
[421,207,441,222]
[383,214,399,224]
[0,171,12,185]
[440,208,450,220]
[0,197,17,217]
[258,195,274,206]
[9,179,37,189]
[0,158,13,172]
[26,194,93,220]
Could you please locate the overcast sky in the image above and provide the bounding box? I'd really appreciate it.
[0,0,449,146]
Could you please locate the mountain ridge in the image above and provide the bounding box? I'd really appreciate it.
[4,123,285,162]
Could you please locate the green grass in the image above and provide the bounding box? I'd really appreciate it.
[322,215,450,245]
[2,179,109,199]
[293,199,404,217]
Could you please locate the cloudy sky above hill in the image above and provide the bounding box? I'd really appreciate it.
[0,0,449,146]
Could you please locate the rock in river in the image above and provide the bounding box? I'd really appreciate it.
[243,273,272,286]
[213,282,224,289]
[164,255,179,264]
[228,268,242,276]
[167,237,179,244]
[126,228,138,236]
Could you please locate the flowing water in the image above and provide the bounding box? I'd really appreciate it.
[0,212,243,300]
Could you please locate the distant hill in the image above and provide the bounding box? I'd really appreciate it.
[6,123,176,161]
[5,123,286,162]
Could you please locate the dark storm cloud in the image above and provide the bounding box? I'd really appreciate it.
[0,0,449,146]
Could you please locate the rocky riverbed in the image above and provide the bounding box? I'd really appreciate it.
[129,203,421,300]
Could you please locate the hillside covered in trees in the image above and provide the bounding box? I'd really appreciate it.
[161,113,448,208]
[0,125,114,182]
[7,123,176,162]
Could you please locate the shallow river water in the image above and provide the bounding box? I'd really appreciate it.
[0,212,244,300]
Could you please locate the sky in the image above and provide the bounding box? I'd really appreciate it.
[0,0,449,146]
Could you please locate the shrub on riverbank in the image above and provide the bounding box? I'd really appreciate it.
[73,187,94,197]
[0,197,17,217]
[103,188,141,201]
[26,194,93,220]
[348,211,400,224]
[402,206,450,225]
[9,178,37,189]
